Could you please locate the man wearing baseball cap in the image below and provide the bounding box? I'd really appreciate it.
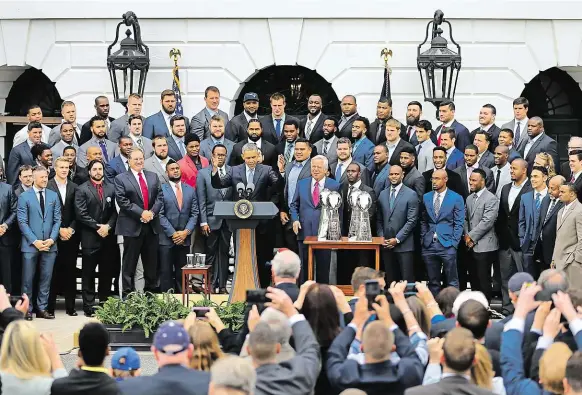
[111,347,141,381]
[227,92,261,143]
[117,321,210,395]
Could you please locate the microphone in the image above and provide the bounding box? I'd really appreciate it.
[246,183,255,199]
[236,183,245,199]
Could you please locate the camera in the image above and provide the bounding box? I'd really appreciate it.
[365,280,381,311]
[191,307,210,318]
[246,289,268,313]
[9,296,22,307]
[404,283,417,296]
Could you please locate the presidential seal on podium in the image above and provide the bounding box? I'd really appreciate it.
[234,199,254,219]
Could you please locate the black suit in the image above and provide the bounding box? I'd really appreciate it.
[422,168,465,198]
[276,282,300,302]
[0,183,17,293]
[80,116,115,146]
[469,124,501,152]
[229,139,278,171]
[51,368,119,395]
[538,196,563,271]
[259,114,300,145]
[388,139,415,166]
[404,375,495,395]
[299,113,327,143]
[275,140,318,159]
[47,179,79,313]
[225,112,261,143]
[70,165,89,185]
[74,181,118,313]
[367,117,408,145]
[337,113,359,138]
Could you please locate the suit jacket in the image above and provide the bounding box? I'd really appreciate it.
[445,148,465,171]
[74,181,117,249]
[159,182,199,246]
[13,123,51,146]
[433,120,471,152]
[553,199,582,285]
[299,112,327,143]
[403,167,425,200]
[421,189,465,249]
[313,137,339,168]
[255,320,320,395]
[46,179,77,230]
[104,155,128,184]
[337,113,359,139]
[51,140,79,159]
[17,188,61,252]
[453,164,495,198]
[518,190,544,253]
[117,364,210,395]
[538,196,563,265]
[490,163,512,198]
[225,112,260,143]
[114,169,163,237]
[422,169,465,199]
[78,137,117,167]
[326,326,424,395]
[470,124,501,152]
[6,141,36,185]
[330,161,371,187]
[51,368,120,395]
[48,123,81,147]
[211,163,282,205]
[0,183,17,246]
[229,139,278,170]
[388,139,415,166]
[290,177,340,241]
[416,140,436,174]
[166,134,187,162]
[282,159,312,213]
[259,114,300,145]
[144,155,170,184]
[519,133,559,174]
[191,108,229,141]
[196,166,233,231]
[80,116,115,146]
[404,375,495,395]
[501,119,529,153]
[341,182,377,236]
[178,155,210,188]
[107,114,130,143]
[371,163,390,197]
[496,180,532,250]
[143,111,180,139]
[377,184,419,252]
[367,117,408,145]
[352,137,375,172]
[508,147,522,162]
[464,189,499,253]
[275,140,318,160]
[125,135,154,159]
[199,137,235,164]
[478,150,495,168]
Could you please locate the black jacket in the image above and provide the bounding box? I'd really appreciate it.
[51,368,120,395]
[74,181,118,250]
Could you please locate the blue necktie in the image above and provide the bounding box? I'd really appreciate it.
[275,119,282,137]
[335,163,343,180]
[389,187,396,210]
[98,140,109,162]
[535,192,542,213]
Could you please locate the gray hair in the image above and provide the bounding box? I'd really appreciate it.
[248,322,277,364]
[260,307,292,345]
[210,355,256,395]
[271,250,301,279]
[311,155,329,172]
[538,269,569,292]
[242,142,259,155]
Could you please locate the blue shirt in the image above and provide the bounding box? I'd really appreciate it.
[287,161,306,203]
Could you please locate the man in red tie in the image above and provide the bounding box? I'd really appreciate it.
[114,148,163,297]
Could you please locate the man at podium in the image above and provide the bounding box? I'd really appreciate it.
[211,142,282,287]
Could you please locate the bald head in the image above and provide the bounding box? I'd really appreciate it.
[432,169,448,192]
[495,145,509,155]
[86,146,103,161]
[434,169,447,179]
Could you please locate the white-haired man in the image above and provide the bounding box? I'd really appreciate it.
[240,307,295,363]
[271,249,301,301]
[209,356,256,395]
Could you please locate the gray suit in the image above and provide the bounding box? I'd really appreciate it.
[144,155,170,184]
[454,164,495,197]
[199,138,235,164]
[405,375,495,395]
[519,132,559,173]
[108,114,130,143]
[191,108,229,141]
[51,141,78,159]
[78,137,117,167]
[121,135,154,159]
[196,166,232,231]
[553,199,582,286]
[48,123,81,147]
[403,167,425,200]
[501,119,529,152]
[416,139,435,174]
[313,137,338,169]
[478,150,495,169]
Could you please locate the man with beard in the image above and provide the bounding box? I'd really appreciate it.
[144,136,171,184]
[314,118,339,168]
[74,160,118,316]
[108,93,143,143]
[300,94,327,143]
[371,144,390,197]
[48,101,82,147]
[78,117,117,167]
[105,136,133,184]
[470,104,501,152]
[230,119,278,170]
[330,138,371,186]
[351,116,375,172]
[403,101,423,146]
[200,115,235,164]
[80,96,115,145]
[366,97,402,145]
[453,145,495,199]
[422,146,465,197]
[337,95,359,138]
[31,143,55,180]
[165,115,189,161]
[178,133,209,188]
[260,92,300,145]
[51,122,78,159]
[127,115,153,158]
[399,146,425,200]
[226,92,260,143]
[144,90,186,139]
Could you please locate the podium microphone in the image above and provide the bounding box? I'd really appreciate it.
[236,183,245,199]
[246,183,255,199]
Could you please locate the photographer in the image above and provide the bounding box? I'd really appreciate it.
[0,285,27,346]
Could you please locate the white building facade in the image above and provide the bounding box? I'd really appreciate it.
[1,0,582,155]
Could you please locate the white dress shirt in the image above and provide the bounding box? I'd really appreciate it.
[55,179,67,203]
[247,138,262,150]
[388,182,403,198]
[562,200,577,221]
[437,119,455,139]
[491,162,511,198]
[130,133,145,150]
[508,178,529,210]
[572,170,582,183]
[305,112,322,140]
[533,188,548,201]
[130,168,148,190]
[433,188,447,208]
[523,132,544,159]
[163,110,175,133]
[169,180,182,200]
[156,156,170,171]
[32,185,46,205]
[473,187,486,201]
[464,163,479,191]
[244,111,257,123]
[386,138,401,162]
[311,177,325,195]
[13,124,52,146]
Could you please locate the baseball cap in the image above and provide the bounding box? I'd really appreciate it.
[111,347,141,371]
[508,272,535,293]
[153,321,190,355]
[243,92,259,102]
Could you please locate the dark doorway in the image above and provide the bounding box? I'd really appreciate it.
[521,67,582,163]
[4,67,63,155]
[234,65,340,117]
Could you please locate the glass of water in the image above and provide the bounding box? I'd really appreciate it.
[198,254,206,267]
[186,254,195,267]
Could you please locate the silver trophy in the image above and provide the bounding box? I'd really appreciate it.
[348,189,362,241]
[356,191,373,241]
[326,191,342,241]
[317,188,332,241]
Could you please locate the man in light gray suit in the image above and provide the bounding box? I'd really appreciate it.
[199,114,234,164]
[464,168,499,301]
[191,86,229,141]
[143,89,189,139]
[144,135,171,184]
[553,183,582,286]
[313,118,339,169]
[107,93,143,143]
[78,117,117,168]
[48,101,82,147]
[415,120,435,174]
[125,114,153,158]
[50,122,78,159]
[501,96,530,153]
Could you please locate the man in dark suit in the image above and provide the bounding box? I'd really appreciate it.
[230,119,278,170]
[47,157,79,316]
[422,147,465,198]
[275,119,317,168]
[159,160,199,293]
[537,175,565,272]
[0,181,17,293]
[421,169,465,295]
[337,95,359,138]
[433,100,471,151]
[496,158,532,315]
[377,165,419,283]
[314,118,339,168]
[519,116,559,174]
[114,149,163,296]
[454,145,495,199]
[197,144,233,294]
[211,142,282,287]
[560,137,582,178]
[498,128,523,163]
[74,160,118,316]
[259,92,299,145]
[474,131,496,168]
[399,146,425,200]
[469,104,501,152]
[371,144,390,197]
[441,128,465,171]
[62,146,86,185]
[351,116,375,172]
[143,89,183,139]
[367,97,407,145]
[105,136,132,184]
[290,155,340,283]
[79,96,115,146]
[7,122,42,185]
[329,137,371,187]
[165,115,188,162]
[567,150,582,202]
[385,119,414,166]
[11,165,34,294]
[225,92,260,143]
[300,94,327,143]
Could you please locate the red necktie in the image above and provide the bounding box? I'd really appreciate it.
[312,181,320,206]
[138,172,149,209]
[437,125,444,146]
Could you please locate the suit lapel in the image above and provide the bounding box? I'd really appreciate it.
[88,183,105,212]
[163,183,179,210]
[299,160,311,179]
[158,112,170,135]
[126,172,144,204]
[426,191,436,220]
[253,166,261,185]
[526,136,543,160]
[387,187,404,220]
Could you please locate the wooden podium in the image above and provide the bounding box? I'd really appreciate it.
[213,201,278,303]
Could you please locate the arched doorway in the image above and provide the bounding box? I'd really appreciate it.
[234,65,340,117]
[4,67,63,154]
[521,67,582,162]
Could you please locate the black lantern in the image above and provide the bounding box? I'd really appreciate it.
[417,10,462,117]
[107,11,149,106]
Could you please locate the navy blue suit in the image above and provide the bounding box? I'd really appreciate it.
[372,163,390,197]
[6,141,35,186]
[352,137,375,173]
[518,190,544,277]
[104,155,128,184]
[434,120,472,152]
[159,182,199,292]
[445,148,464,171]
[421,189,465,294]
[142,111,189,139]
[290,176,341,283]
